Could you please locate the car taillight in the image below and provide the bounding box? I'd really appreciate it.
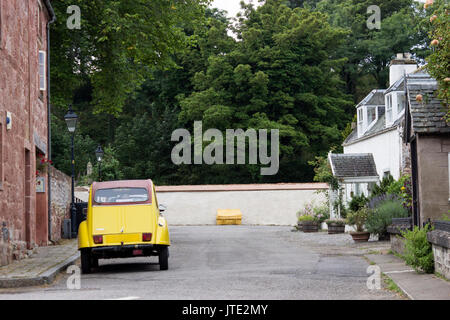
[93,235,103,244]
[142,233,152,242]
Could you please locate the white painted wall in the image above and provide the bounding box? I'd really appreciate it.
[157,189,327,226]
[344,128,403,180]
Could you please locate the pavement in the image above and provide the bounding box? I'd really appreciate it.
[366,253,450,300]
[0,226,448,300]
[0,239,79,288]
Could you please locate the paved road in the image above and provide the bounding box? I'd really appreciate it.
[0,226,398,300]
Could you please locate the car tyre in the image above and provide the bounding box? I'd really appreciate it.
[80,248,92,274]
[159,246,169,270]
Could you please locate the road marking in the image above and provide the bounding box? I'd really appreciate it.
[107,296,140,300]
[384,270,415,274]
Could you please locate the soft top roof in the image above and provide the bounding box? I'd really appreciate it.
[92,179,153,193]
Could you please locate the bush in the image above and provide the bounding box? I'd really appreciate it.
[348,194,368,212]
[298,215,317,222]
[346,208,369,232]
[313,204,330,224]
[401,224,434,274]
[370,174,395,198]
[325,219,346,226]
[366,200,409,238]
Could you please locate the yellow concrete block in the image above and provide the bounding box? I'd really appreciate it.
[216,209,242,225]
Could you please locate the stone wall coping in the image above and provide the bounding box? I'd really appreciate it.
[427,229,450,249]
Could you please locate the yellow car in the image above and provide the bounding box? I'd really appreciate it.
[78,179,170,273]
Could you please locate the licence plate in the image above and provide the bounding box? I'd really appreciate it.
[133,249,143,256]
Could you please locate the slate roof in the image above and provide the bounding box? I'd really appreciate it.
[328,153,378,178]
[406,71,450,134]
[355,90,386,108]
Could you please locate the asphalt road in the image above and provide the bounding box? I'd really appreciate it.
[0,226,398,300]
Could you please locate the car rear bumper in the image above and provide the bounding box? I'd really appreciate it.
[89,244,159,259]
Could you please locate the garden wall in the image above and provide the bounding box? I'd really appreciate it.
[155,183,328,226]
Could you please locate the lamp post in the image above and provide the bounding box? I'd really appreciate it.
[64,105,78,239]
[95,145,104,182]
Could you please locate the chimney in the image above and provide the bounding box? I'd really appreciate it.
[389,53,418,87]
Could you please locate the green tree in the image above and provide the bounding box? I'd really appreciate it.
[424,0,450,121]
[50,0,209,115]
[178,0,353,182]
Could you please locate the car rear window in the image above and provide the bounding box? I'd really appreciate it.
[94,188,149,204]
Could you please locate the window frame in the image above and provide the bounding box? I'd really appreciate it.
[39,50,46,91]
[386,94,393,125]
[357,107,364,136]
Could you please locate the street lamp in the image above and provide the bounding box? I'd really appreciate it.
[95,145,104,182]
[64,105,78,239]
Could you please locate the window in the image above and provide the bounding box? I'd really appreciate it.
[357,108,364,135]
[39,51,46,91]
[386,94,393,124]
[367,107,376,125]
[397,93,405,114]
[94,188,150,204]
[37,1,43,42]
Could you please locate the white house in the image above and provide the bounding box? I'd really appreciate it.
[330,53,418,211]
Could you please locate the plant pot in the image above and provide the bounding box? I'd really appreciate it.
[327,223,345,234]
[350,231,370,242]
[302,221,319,233]
[297,221,303,231]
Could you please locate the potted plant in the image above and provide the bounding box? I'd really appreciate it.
[325,219,346,234]
[296,202,321,232]
[298,215,319,233]
[346,208,370,242]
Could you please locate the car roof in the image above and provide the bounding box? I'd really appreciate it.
[92,179,153,193]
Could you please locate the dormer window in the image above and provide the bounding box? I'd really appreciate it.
[397,93,405,114]
[367,106,376,124]
[386,94,393,125]
[357,108,364,136]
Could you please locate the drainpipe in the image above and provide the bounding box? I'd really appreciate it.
[45,0,56,242]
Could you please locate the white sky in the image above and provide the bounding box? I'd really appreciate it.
[210,0,262,18]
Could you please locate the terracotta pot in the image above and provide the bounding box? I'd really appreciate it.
[350,231,370,242]
[327,223,345,234]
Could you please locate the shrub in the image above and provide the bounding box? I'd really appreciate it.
[325,219,346,226]
[348,194,368,212]
[346,208,369,232]
[370,174,395,198]
[401,224,434,274]
[366,200,409,238]
[313,204,330,224]
[298,215,316,222]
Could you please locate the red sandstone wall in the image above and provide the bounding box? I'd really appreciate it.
[0,0,51,265]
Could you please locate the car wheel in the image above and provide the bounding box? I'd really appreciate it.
[159,246,169,271]
[91,256,99,269]
[80,248,92,274]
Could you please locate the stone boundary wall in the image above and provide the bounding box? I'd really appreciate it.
[427,221,450,280]
[50,167,71,242]
[155,183,328,226]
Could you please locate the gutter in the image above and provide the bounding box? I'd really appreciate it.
[45,0,56,241]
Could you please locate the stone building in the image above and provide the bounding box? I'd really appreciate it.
[404,71,450,226]
[0,1,55,265]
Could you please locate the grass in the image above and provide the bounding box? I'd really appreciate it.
[363,255,409,299]
[382,273,408,298]
[434,272,450,282]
